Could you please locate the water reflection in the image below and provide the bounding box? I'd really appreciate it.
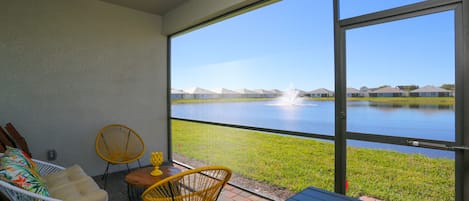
[348,101,454,111]
[368,102,454,116]
[347,101,454,142]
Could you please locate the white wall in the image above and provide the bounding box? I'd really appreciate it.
[0,0,167,176]
[163,0,276,35]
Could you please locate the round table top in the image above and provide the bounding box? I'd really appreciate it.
[125,166,182,188]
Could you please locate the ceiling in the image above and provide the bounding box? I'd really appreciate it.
[101,0,188,15]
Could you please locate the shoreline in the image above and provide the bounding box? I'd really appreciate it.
[171,97,455,106]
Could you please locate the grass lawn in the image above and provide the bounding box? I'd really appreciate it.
[172,120,454,201]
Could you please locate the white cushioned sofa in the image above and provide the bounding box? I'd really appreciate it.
[0,153,108,201]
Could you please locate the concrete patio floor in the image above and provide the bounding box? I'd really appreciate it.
[92,164,272,201]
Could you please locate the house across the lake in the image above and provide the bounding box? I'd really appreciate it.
[236,88,258,98]
[185,87,218,99]
[409,85,452,97]
[346,88,363,97]
[214,88,242,98]
[171,88,186,99]
[254,89,278,98]
[307,88,335,97]
[170,85,457,99]
[368,87,405,97]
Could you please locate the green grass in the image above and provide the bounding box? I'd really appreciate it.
[172,120,454,201]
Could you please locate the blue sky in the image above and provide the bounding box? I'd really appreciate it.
[171,0,454,91]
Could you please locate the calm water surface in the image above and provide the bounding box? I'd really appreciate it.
[172,100,455,158]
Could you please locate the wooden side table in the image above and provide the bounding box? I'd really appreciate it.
[125,166,182,201]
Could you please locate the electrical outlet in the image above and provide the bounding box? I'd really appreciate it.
[47,149,57,161]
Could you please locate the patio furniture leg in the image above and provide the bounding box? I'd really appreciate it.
[127,183,131,201]
[101,162,110,180]
[127,183,143,201]
[101,162,110,189]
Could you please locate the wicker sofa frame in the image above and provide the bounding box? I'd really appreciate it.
[0,153,65,201]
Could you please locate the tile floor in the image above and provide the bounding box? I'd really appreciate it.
[219,185,271,201]
[93,164,272,201]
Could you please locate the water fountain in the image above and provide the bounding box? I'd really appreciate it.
[268,85,316,106]
[276,87,304,106]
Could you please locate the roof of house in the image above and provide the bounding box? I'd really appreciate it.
[213,88,239,94]
[171,88,186,94]
[254,89,275,94]
[185,87,216,94]
[346,88,360,93]
[270,89,283,94]
[236,88,257,94]
[410,85,450,93]
[294,88,307,93]
[370,87,403,93]
[309,88,334,94]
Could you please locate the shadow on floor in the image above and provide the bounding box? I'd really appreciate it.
[92,169,130,201]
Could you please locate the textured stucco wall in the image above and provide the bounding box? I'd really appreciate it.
[0,0,167,176]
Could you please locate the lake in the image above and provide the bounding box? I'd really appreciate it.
[171,100,455,158]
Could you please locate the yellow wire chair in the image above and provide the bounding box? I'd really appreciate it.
[95,124,146,188]
[142,166,232,201]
